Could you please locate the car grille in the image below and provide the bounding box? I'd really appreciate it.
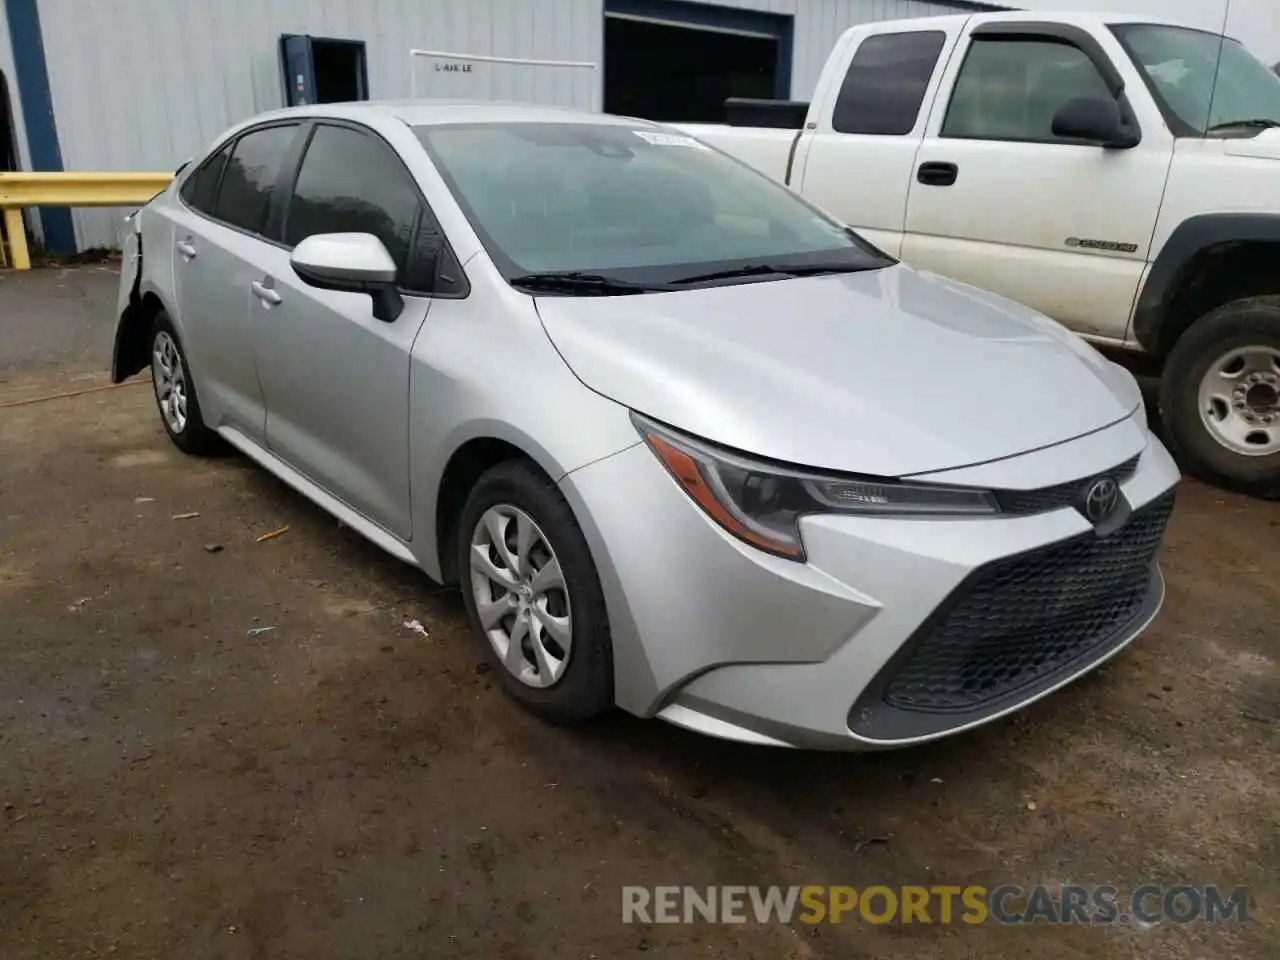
[880,488,1175,713]
[994,454,1141,515]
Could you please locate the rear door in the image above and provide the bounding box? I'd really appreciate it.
[901,22,1174,339]
[168,122,305,439]
[792,22,965,257]
[251,121,448,540]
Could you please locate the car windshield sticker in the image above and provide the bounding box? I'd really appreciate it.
[632,131,709,149]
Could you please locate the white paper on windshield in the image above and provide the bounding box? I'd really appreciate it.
[632,131,710,149]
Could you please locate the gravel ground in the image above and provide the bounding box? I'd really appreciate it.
[0,267,1275,959]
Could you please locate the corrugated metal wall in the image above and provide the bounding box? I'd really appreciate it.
[35,0,608,248]
[34,0,972,249]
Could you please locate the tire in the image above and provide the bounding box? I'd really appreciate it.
[150,310,218,456]
[457,460,614,723]
[1160,295,1280,500]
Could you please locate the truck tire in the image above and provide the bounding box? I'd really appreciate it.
[1160,296,1280,499]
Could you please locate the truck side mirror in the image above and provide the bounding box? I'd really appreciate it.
[1051,97,1139,149]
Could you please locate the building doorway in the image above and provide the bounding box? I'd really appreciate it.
[280,35,369,106]
[603,0,793,123]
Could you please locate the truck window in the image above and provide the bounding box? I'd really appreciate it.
[1111,23,1280,135]
[832,31,947,136]
[942,38,1113,142]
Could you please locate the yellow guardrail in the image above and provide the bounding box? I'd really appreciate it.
[0,172,174,271]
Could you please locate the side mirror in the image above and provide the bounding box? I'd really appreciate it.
[290,232,404,323]
[1051,97,1139,149]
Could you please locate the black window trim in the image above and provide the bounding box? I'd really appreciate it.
[176,146,227,213]
[831,29,951,137]
[939,21,1144,147]
[274,117,470,300]
[175,119,307,250]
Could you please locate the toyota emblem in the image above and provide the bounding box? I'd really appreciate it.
[1083,476,1120,523]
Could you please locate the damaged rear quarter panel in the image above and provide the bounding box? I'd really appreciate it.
[111,205,175,383]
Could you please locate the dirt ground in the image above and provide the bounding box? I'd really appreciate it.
[0,267,1276,959]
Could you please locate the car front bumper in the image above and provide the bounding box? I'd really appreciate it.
[559,411,1182,751]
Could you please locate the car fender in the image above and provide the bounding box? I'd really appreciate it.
[1133,212,1280,356]
[410,409,639,583]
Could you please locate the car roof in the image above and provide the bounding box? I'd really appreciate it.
[243,99,661,130]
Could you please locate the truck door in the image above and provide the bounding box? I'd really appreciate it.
[901,22,1174,341]
[793,22,964,258]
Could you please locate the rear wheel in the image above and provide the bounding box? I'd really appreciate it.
[151,311,217,455]
[458,460,614,723]
[1160,296,1280,499]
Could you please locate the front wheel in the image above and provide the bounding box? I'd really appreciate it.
[1160,295,1280,499]
[457,460,615,723]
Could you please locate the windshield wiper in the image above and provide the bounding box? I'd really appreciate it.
[508,271,670,295]
[669,262,874,286]
[1206,118,1280,132]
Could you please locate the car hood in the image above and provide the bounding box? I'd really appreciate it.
[1222,127,1280,160]
[535,263,1142,477]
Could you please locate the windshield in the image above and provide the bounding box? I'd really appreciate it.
[414,122,889,287]
[1112,23,1280,135]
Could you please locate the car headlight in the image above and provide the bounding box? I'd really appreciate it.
[633,414,999,562]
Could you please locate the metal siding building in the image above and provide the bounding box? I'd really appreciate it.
[4,0,980,250]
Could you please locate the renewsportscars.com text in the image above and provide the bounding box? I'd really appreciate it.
[622,884,1249,926]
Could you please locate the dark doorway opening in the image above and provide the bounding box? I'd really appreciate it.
[313,40,366,102]
[605,15,778,122]
[280,35,368,106]
[0,71,17,172]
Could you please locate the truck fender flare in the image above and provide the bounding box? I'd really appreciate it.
[1134,212,1280,357]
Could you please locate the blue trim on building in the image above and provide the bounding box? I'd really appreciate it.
[605,0,796,99]
[4,0,75,252]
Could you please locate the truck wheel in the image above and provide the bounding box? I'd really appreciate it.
[1160,296,1280,499]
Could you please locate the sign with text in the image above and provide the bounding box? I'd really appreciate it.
[409,49,599,110]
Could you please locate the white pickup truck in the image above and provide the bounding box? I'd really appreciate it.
[678,10,1280,499]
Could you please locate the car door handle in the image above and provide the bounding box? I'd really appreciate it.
[916,161,959,186]
[251,280,282,306]
[175,239,198,260]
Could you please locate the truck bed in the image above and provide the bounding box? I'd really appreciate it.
[671,123,800,184]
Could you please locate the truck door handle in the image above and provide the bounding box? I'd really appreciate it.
[917,161,959,186]
[251,279,282,306]
[176,239,198,260]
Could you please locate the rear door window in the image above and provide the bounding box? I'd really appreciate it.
[213,124,300,235]
[832,31,948,135]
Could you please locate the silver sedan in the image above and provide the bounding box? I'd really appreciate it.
[113,101,1181,750]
